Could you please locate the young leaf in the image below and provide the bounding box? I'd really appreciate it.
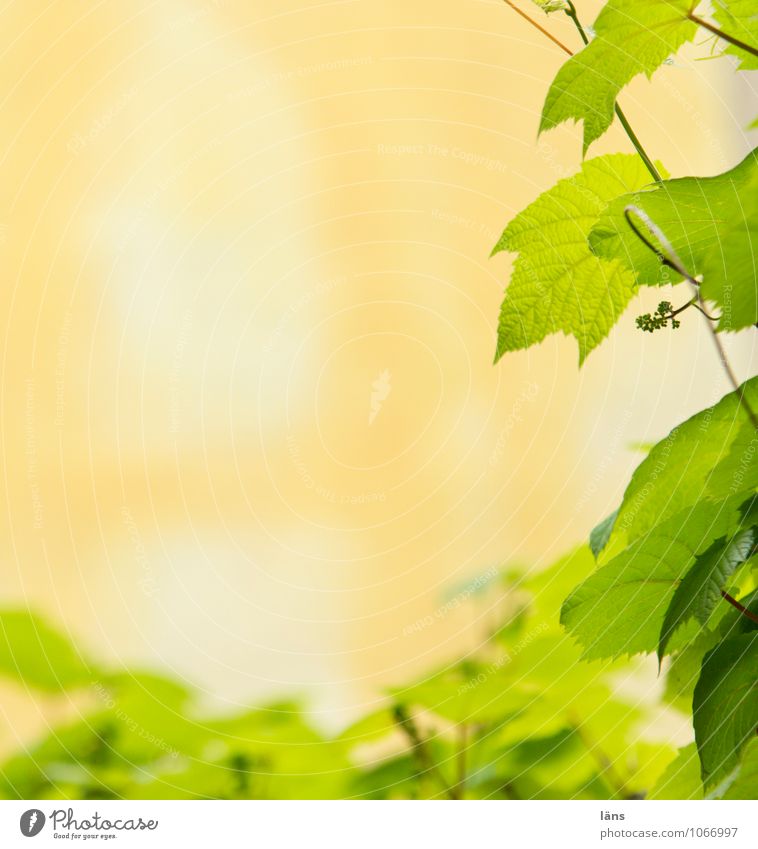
[492,154,655,364]
[693,632,758,787]
[530,0,569,12]
[540,0,697,153]
[658,527,756,660]
[713,0,758,70]
[589,148,758,330]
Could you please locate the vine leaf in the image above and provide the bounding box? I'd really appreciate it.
[562,379,758,661]
[713,0,758,70]
[693,632,758,787]
[604,377,758,553]
[560,494,750,660]
[492,154,656,364]
[589,148,758,331]
[657,527,756,661]
[539,0,697,154]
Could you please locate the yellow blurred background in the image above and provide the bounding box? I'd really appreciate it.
[1,0,756,751]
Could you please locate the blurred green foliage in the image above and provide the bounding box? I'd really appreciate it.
[0,546,702,800]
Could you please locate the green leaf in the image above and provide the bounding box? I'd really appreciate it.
[540,0,696,153]
[589,509,618,559]
[693,632,758,786]
[0,610,96,692]
[561,495,749,660]
[649,743,704,800]
[664,630,722,712]
[718,737,758,799]
[607,378,758,552]
[658,527,756,660]
[589,149,758,330]
[713,0,758,70]
[492,154,656,364]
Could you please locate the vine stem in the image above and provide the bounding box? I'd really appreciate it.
[564,2,663,183]
[721,590,758,625]
[454,724,468,799]
[688,12,758,61]
[500,1,662,182]
[392,705,458,799]
[624,206,758,431]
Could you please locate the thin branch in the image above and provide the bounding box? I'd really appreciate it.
[624,205,758,430]
[392,705,457,799]
[501,1,662,182]
[688,12,758,61]
[571,714,629,799]
[454,724,468,799]
[721,590,758,625]
[612,107,664,183]
[501,0,573,56]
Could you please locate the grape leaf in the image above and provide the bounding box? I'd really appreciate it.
[713,0,758,70]
[606,377,758,553]
[540,0,697,153]
[693,632,758,786]
[492,154,656,364]
[589,148,758,330]
[561,495,749,660]
[658,526,756,660]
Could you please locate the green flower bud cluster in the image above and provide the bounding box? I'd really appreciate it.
[635,301,681,333]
